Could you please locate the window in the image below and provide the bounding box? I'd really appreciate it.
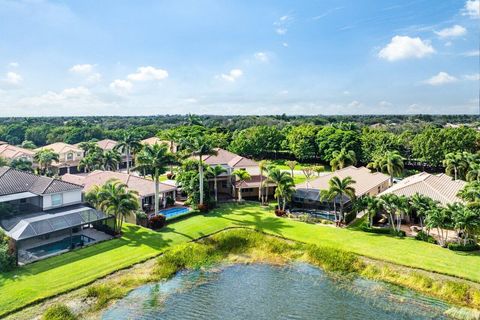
[51,194,63,207]
[222,182,228,188]
[66,152,74,161]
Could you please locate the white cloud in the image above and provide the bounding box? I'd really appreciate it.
[254,52,269,62]
[423,72,457,86]
[219,69,243,82]
[86,72,102,83]
[127,66,168,82]
[434,25,467,38]
[282,42,289,47]
[379,100,394,108]
[69,64,94,74]
[464,73,480,81]
[274,15,293,35]
[343,90,350,95]
[378,36,435,61]
[8,62,19,68]
[4,72,22,85]
[110,79,132,94]
[464,0,480,18]
[463,50,480,56]
[20,86,91,106]
[347,100,363,108]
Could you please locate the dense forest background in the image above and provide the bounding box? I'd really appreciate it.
[0,114,478,170]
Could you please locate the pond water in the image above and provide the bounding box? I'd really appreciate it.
[103,263,450,320]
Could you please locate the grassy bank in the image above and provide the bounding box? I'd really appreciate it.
[39,229,480,320]
[1,202,480,317]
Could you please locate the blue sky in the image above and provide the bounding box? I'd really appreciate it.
[0,0,478,116]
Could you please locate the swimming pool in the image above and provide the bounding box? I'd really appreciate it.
[290,209,336,221]
[159,207,191,220]
[27,235,95,257]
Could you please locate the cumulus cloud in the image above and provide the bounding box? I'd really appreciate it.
[464,73,480,81]
[254,52,269,62]
[219,69,243,82]
[69,64,94,74]
[434,25,467,38]
[464,0,480,18]
[4,72,22,85]
[127,66,168,81]
[378,36,435,61]
[19,87,91,106]
[110,79,133,94]
[8,62,19,68]
[423,72,457,85]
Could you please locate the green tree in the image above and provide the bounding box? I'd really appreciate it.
[450,203,480,246]
[330,148,356,170]
[229,126,284,158]
[233,169,251,202]
[425,206,452,247]
[20,140,36,149]
[267,168,294,210]
[285,160,298,177]
[443,152,468,181]
[34,149,59,176]
[285,125,318,161]
[114,132,142,173]
[10,158,33,172]
[258,160,270,204]
[380,151,404,183]
[379,193,408,232]
[316,126,362,162]
[134,143,175,214]
[409,193,438,229]
[102,150,122,171]
[357,195,382,227]
[320,176,356,225]
[206,165,227,203]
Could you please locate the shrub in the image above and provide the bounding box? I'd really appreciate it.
[447,242,479,252]
[148,215,166,229]
[85,284,124,310]
[166,196,175,206]
[0,231,15,272]
[42,304,77,320]
[306,244,361,274]
[360,226,405,237]
[415,231,437,244]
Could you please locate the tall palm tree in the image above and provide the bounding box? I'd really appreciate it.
[425,206,452,247]
[97,180,139,234]
[380,151,404,184]
[258,160,270,204]
[285,160,298,177]
[379,194,408,232]
[267,168,294,210]
[158,129,179,173]
[330,148,356,170]
[182,136,217,206]
[85,185,104,209]
[134,143,175,214]
[78,141,102,157]
[367,156,382,172]
[102,150,122,171]
[114,132,142,173]
[357,195,382,227]
[34,149,59,176]
[233,169,251,202]
[409,193,438,229]
[206,165,227,203]
[320,176,356,225]
[78,154,101,173]
[274,180,296,211]
[443,152,467,181]
[10,158,33,172]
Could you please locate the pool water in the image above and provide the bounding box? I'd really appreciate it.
[27,234,95,257]
[291,209,336,221]
[103,263,450,320]
[159,207,190,219]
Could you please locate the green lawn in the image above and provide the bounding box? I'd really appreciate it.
[1,203,479,316]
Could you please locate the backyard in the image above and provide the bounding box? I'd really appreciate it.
[0,202,479,317]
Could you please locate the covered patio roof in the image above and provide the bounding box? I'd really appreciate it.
[2,205,112,241]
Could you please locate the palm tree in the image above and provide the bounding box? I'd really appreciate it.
[274,181,296,211]
[380,151,404,184]
[450,203,480,246]
[97,180,139,234]
[358,195,382,227]
[34,149,59,176]
[102,150,122,171]
[206,165,227,203]
[85,185,104,209]
[267,168,294,210]
[0,157,7,167]
[10,158,33,172]
[78,141,102,157]
[114,132,142,173]
[134,143,175,214]
[285,160,298,177]
[457,182,480,205]
[78,155,101,173]
[379,194,408,232]
[320,176,356,225]
[367,156,382,172]
[330,148,356,170]
[443,152,467,181]
[183,136,217,206]
[409,193,438,229]
[425,206,452,247]
[466,163,480,182]
[233,169,251,202]
[301,167,315,189]
[158,129,179,173]
[258,160,270,204]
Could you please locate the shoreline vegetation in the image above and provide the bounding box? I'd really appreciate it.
[1,203,480,318]
[9,229,480,320]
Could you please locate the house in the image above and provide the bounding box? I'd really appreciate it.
[0,144,35,163]
[141,137,178,153]
[62,170,178,215]
[378,172,466,206]
[199,148,275,200]
[0,167,114,265]
[92,139,129,168]
[35,142,84,175]
[294,166,391,208]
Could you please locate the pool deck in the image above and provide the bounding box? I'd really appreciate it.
[17,228,113,265]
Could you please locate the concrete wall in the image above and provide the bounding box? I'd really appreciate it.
[42,190,82,210]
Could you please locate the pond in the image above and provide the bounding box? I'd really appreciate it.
[102,263,450,320]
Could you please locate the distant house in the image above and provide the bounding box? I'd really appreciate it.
[83,139,129,168]
[35,142,84,175]
[62,170,177,214]
[0,144,35,163]
[294,166,391,208]
[378,172,466,206]
[199,148,275,200]
[0,167,114,265]
[141,137,178,153]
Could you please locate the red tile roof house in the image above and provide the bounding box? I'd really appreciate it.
[198,148,276,201]
[74,139,130,170]
[62,170,178,217]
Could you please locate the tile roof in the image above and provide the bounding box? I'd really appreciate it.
[96,139,118,150]
[141,137,171,146]
[379,172,466,205]
[234,175,275,188]
[62,170,177,197]
[0,144,35,160]
[295,166,391,197]
[0,166,82,196]
[35,142,82,154]
[203,148,258,168]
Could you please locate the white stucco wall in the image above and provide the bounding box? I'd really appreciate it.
[42,190,82,210]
